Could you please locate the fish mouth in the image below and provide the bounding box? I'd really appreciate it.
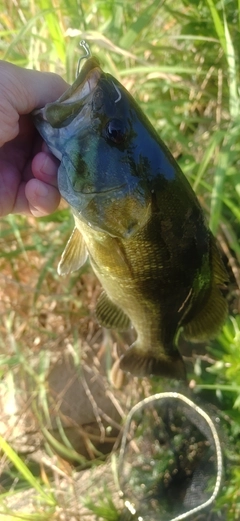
[33,57,102,127]
[58,57,102,103]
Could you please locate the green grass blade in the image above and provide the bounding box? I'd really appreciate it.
[119,65,199,76]
[120,0,165,48]
[3,15,41,61]
[193,131,224,191]
[209,147,228,235]
[0,436,56,505]
[209,127,239,234]
[0,510,54,520]
[198,384,240,392]
[39,425,91,466]
[38,1,66,64]
[6,216,28,261]
[222,7,239,119]
[205,0,227,55]
[222,196,240,222]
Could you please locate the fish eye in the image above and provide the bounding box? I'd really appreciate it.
[105,119,126,144]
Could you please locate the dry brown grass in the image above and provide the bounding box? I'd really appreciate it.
[0,211,151,518]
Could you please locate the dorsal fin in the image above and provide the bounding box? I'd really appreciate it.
[183,284,228,341]
[211,236,229,285]
[57,227,88,275]
[96,291,131,331]
[183,236,228,341]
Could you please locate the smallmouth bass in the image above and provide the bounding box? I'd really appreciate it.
[33,56,228,380]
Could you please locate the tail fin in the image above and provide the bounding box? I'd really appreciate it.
[119,344,186,380]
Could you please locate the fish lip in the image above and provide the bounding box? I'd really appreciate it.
[59,57,102,103]
[33,58,102,121]
[32,106,47,119]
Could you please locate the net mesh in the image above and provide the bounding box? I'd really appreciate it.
[118,393,223,521]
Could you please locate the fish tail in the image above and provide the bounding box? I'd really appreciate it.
[119,343,186,380]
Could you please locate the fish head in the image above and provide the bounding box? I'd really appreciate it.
[33,57,174,237]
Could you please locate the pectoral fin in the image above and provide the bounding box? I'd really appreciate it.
[119,343,186,380]
[96,291,131,331]
[58,227,88,275]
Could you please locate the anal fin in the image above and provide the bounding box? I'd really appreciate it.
[96,291,131,331]
[58,227,88,275]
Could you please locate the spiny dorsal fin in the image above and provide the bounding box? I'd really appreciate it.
[211,236,229,285]
[96,291,131,331]
[57,227,88,275]
[183,284,228,341]
[183,236,229,341]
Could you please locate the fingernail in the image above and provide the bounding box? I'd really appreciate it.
[37,182,49,197]
[41,155,56,176]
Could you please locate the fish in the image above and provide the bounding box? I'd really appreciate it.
[33,55,228,381]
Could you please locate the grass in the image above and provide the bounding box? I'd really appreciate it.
[0,0,240,519]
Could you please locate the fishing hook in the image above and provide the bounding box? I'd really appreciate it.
[76,39,91,77]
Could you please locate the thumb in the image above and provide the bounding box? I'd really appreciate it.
[0,61,68,145]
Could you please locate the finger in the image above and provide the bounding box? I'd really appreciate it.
[0,61,68,113]
[25,178,61,216]
[32,151,59,188]
[0,61,68,145]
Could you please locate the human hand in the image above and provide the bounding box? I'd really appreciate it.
[0,61,68,217]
